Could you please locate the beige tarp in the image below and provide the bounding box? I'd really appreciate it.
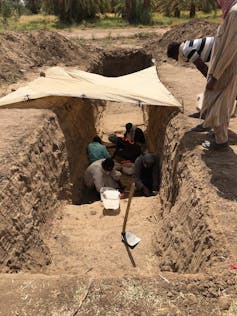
[0,66,181,108]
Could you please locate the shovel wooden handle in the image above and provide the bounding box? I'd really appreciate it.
[122,182,135,233]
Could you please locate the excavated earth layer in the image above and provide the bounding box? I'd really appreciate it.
[0,30,152,94]
[0,45,154,272]
[0,23,237,314]
[0,274,237,315]
[0,97,98,271]
[1,103,237,314]
[156,114,231,273]
[159,19,218,46]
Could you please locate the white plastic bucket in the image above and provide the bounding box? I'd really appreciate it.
[100,187,120,210]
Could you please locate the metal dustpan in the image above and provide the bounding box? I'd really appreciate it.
[121,183,141,249]
[121,231,141,249]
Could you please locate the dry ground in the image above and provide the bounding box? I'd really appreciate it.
[45,198,161,279]
[0,21,237,315]
[158,62,237,260]
[59,26,168,40]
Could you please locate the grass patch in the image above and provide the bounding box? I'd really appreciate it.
[152,10,222,26]
[85,14,129,29]
[0,11,221,32]
[0,14,58,32]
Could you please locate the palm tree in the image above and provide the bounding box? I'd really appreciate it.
[24,0,41,14]
[41,0,110,23]
[120,0,153,24]
[157,0,217,18]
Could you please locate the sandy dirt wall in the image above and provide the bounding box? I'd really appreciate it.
[48,98,99,203]
[0,108,70,272]
[0,30,102,84]
[3,96,100,202]
[0,97,99,271]
[155,113,230,273]
[146,105,179,157]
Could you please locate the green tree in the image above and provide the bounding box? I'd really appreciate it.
[41,0,58,15]
[115,0,153,24]
[156,0,217,18]
[41,0,110,23]
[24,0,42,14]
[198,0,217,14]
[0,0,22,27]
[189,1,195,18]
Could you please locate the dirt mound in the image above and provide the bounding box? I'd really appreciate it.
[0,30,100,84]
[146,19,218,61]
[161,18,218,45]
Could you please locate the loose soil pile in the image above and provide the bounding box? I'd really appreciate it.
[160,18,218,45]
[0,30,101,85]
[0,19,218,87]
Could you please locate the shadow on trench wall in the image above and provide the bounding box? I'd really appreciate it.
[155,113,231,273]
[146,104,180,174]
[171,124,237,202]
[5,96,101,204]
[201,129,237,201]
[90,48,153,77]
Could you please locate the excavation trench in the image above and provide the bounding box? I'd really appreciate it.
[0,49,230,275]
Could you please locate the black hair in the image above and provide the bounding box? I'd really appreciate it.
[102,158,114,171]
[125,123,132,131]
[167,42,180,60]
[93,135,102,144]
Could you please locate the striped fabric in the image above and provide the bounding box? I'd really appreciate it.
[180,37,215,63]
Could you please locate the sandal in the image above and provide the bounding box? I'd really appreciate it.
[188,112,201,119]
[191,123,211,132]
[202,140,229,151]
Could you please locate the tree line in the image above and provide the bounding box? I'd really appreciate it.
[0,0,218,26]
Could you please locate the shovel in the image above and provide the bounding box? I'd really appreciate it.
[121,182,141,249]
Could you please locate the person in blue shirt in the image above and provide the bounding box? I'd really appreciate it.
[87,136,110,164]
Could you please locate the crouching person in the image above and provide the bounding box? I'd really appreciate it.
[108,134,141,163]
[134,153,160,197]
[84,158,122,193]
[87,135,110,164]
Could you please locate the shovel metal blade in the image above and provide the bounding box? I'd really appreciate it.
[121,232,141,248]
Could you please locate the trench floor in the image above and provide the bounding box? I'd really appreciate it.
[45,197,161,278]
